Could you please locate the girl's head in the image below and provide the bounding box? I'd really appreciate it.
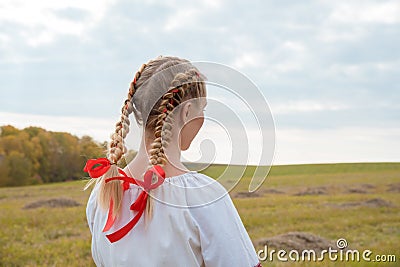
[109,56,207,165]
[89,56,207,215]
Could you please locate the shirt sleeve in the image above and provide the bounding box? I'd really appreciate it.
[189,186,260,267]
[86,184,107,267]
[86,183,98,235]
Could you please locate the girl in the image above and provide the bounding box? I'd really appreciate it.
[84,56,261,267]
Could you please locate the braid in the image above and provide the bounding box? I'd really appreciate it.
[91,63,148,216]
[108,63,147,164]
[144,68,200,223]
[148,69,200,168]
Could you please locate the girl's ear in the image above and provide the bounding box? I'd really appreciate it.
[180,102,192,124]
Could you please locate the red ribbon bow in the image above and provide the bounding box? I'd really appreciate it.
[84,158,166,243]
[83,158,112,178]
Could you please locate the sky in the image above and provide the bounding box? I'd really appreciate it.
[0,0,399,165]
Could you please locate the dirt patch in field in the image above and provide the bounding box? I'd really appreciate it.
[255,232,338,253]
[233,191,263,198]
[358,198,393,207]
[387,183,400,193]
[327,198,394,208]
[265,189,285,194]
[23,198,81,209]
[360,183,375,189]
[346,188,368,194]
[13,193,35,199]
[294,186,328,196]
[346,184,376,194]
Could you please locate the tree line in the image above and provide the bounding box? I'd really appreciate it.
[0,125,135,187]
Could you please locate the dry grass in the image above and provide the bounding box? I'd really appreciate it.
[222,163,400,267]
[0,162,399,266]
[23,198,81,209]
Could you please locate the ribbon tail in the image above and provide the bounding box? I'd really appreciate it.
[106,207,145,243]
[103,198,116,232]
[130,191,147,211]
[106,176,138,185]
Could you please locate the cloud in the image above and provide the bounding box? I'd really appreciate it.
[271,100,349,115]
[275,126,400,164]
[232,51,266,69]
[328,1,400,25]
[0,0,114,46]
[0,0,399,164]
[0,111,116,142]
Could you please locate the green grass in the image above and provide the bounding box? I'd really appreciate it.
[0,182,92,266]
[0,163,399,266]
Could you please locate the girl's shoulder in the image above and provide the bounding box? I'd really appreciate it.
[163,171,229,208]
[166,171,224,187]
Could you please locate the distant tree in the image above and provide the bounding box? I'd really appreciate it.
[79,135,105,159]
[24,126,44,138]
[0,154,10,186]
[0,125,116,187]
[6,151,32,186]
[0,125,19,137]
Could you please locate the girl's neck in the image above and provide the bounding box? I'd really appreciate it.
[124,133,189,179]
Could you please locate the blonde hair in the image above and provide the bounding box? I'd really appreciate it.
[86,56,206,222]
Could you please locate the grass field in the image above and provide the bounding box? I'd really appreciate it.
[0,163,399,266]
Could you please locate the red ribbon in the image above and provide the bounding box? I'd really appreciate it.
[84,158,166,243]
[83,158,112,178]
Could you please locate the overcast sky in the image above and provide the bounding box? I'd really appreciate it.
[0,0,399,165]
